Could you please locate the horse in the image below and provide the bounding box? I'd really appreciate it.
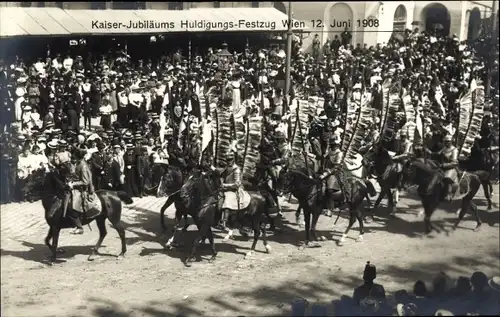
[41,162,133,263]
[277,160,377,247]
[162,170,271,266]
[157,165,191,235]
[459,139,496,210]
[405,158,492,233]
[363,145,406,216]
[291,152,375,224]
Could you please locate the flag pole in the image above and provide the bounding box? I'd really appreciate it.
[284,1,293,115]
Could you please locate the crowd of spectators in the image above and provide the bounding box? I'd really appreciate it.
[291,262,500,316]
[0,27,498,204]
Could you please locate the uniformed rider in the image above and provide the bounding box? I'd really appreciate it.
[392,130,413,190]
[319,139,346,217]
[66,148,94,234]
[427,134,459,200]
[211,141,246,230]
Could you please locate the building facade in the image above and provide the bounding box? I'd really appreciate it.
[1,1,495,51]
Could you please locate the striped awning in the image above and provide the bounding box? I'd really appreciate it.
[0,7,307,37]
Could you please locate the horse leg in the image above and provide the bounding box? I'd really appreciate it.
[165,211,182,249]
[49,227,61,263]
[482,180,493,211]
[354,209,365,242]
[338,210,356,246]
[310,211,322,243]
[373,189,385,209]
[88,217,107,261]
[470,201,482,231]
[387,189,397,217]
[260,219,271,253]
[295,205,304,227]
[182,213,189,232]
[45,228,52,251]
[303,208,311,247]
[185,223,210,267]
[111,220,127,257]
[160,196,175,232]
[206,228,217,263]
[245,219,261,259]
[223,213,235,242]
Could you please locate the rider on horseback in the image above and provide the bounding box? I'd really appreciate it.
[393,130,413,190]
[212,141,250,230]
[64,148,94,234]
[427,134,459,200]
[319,138,347,217]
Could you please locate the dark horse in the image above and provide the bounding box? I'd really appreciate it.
[160,169,271,266]
[363,145,407,216]
[42,162,133,263]
[157,166,191,233]
[406,158,491,233]
[277,164,377,247]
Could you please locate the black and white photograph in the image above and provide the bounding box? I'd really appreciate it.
[0,1,499,316]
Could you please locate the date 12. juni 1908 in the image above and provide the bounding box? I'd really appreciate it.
[311,19,380,29]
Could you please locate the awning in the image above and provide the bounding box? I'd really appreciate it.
[0,7,307,37]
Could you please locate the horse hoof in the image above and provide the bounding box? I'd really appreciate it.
[222,237,230,242]
[208,256,217,263]
[319,236,327,241]
[307,241,321,248]
[244,251,253,259]
[184,261,192,268]
[337,240,344,246]
[87,256,95,262]
[473,225,482,232]
[487,206,492,211]
[356,235,364,242]
[265,245,272,253]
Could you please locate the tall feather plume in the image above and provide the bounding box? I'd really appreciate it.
[456,89,472,147]
[380,81,401,142]
[242,116,263,182]
[234,119,246,168]
[216,100,233,167]
[379,78,392,136]
[208,86,220,163]
[340,100,358,154]
[343,94,373,165]
[402,90,416,142]
[199,93,206,120]
[458,86,485,160]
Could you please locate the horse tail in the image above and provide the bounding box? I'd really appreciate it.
[116,191,134,205]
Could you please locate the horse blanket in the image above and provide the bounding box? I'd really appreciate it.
[221,187,251,211]
[71,190,102,217]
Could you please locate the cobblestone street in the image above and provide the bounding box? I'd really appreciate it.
[1,188,499,317]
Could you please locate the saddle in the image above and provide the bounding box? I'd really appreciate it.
[71,190,102,218]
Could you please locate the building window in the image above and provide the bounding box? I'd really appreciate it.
[251,2,259,8]
[91,2,106,10]
[20,2,32,7]
[393,5,407,32]
[168,2,183,10]
[214,2,221,8]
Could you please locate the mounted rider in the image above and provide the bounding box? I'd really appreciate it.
[392,130,413,189]
[427,134,459,200]
[319,138,347,217]
[64,148,95,234]
[212,140,251,229]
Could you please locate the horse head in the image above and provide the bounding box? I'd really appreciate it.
[157,166,184,198]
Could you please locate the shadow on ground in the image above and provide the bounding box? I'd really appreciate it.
[58,250,499,317]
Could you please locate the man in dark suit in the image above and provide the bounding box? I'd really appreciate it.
[42,104,55,130]
[90,142,106,190]
[67,103,79,134]
[82,96,93,130]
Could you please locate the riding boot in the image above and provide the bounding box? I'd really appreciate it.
[71,217,84,235]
